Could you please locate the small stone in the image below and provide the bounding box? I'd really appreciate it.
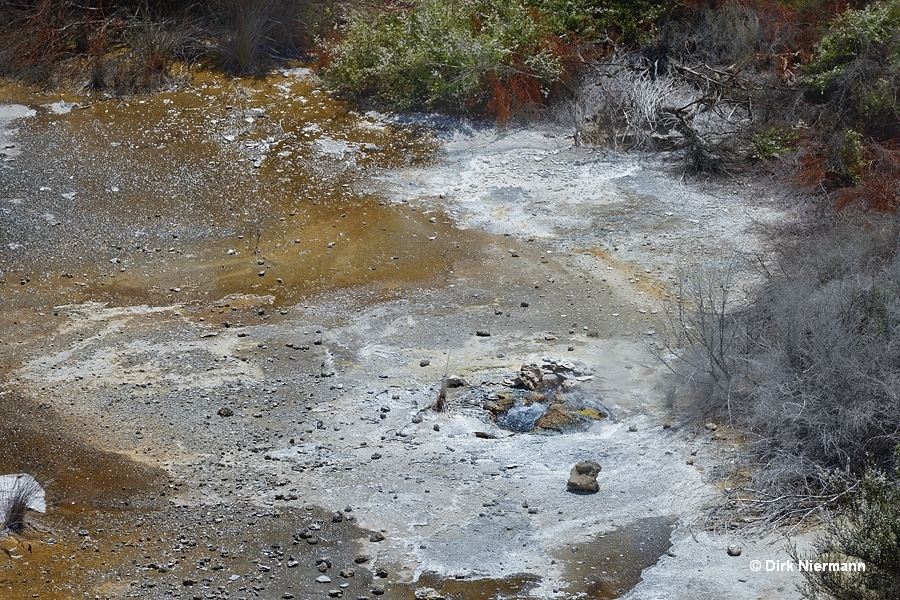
[371,586,385,596]
[433,424,440,432]
[283,594,295,599]
[354,554,371,564]
[727,545,742,557]
[258,270,265,277]
[183,578,197,586]
[328,591,342,598]
[340,569,355,578]
[628,424,638,432]
[369,532,385,542]
[217,407,234,417]
[316,575,332,583]
[375,567,388,578]
[371,453,382,460]
[412,414,423,424]
[332,512,343,522]
[520,301,529,308]
[705,422,718,431]
[567,460,602,493]
[419,359,430,367]
[475,331,491,337]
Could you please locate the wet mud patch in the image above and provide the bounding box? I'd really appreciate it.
[0,391,167,509]
[0,70,484,311]
[406,571,541,599]
[1,502,383,600]
[559,516,675,599]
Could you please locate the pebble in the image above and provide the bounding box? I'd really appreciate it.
[475,330,491,337]
[705,422,718,431]
[369,532,385,542]
[412,414,423,424]
[372,586,385,596]
[419,359,430,367]
[316,575,332,583]
[727,545,742,556]
[371,453,382,460]
[217,407,234,417]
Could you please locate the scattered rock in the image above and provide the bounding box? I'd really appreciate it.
[474,431,498,439]
[411,414,423,424]
[354,554,371,564]
[567,460,602,493]
[512,364,543,390]
[217,407,234,417]
[372,586,385,596]
[369,532,385,542]
[727,545,742,557]
[628,424,638,432]
[316,575,332,583]
[475,330,491,337]
[419,359,430,367]
[705,422,718,431]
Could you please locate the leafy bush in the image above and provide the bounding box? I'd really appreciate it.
[525,0,665,43]
[752,126,799,160]
[321,0,562,115]
[794,467,900,600]
[807,0,900,134]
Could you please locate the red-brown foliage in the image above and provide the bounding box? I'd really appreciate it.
[836,142,900,213]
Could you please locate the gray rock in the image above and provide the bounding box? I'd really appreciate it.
[567,460,602,493]
[727,544,742,556]
[369,532,385,542]
[316,575,332,583]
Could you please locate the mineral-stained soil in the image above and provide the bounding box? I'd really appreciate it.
[1,70,809,599]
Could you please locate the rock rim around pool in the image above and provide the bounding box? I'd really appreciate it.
[567,460,602,493]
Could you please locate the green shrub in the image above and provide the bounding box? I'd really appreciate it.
[751,126,799,160]
[807,0,900,133]
[794,467,900,600]
[321,0,562,113]
[525,0,665,43]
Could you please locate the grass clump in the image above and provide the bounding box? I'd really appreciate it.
[0,474,46,537]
